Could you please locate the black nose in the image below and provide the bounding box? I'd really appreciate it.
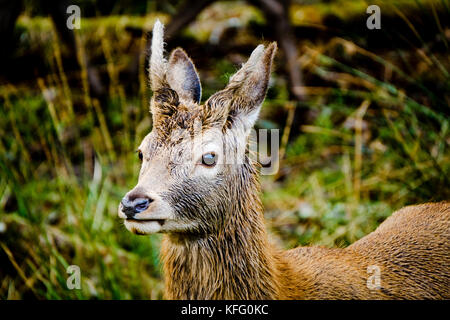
[121,196,152,218]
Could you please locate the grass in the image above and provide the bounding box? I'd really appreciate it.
[1,0,449,299]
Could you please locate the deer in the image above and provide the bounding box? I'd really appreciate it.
[118,20,450,299]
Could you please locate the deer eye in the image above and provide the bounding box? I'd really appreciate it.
[138,150,143,161]
[201,152,217,167]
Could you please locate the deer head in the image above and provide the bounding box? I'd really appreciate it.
[118,20,277,236]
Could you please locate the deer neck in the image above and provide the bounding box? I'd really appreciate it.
[160,168,282,299]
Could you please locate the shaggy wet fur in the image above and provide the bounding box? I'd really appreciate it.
[122,20,450,300]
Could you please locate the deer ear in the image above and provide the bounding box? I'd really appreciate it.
[205,42,277,131]
[149,20,167,93]
[166,48,202,104]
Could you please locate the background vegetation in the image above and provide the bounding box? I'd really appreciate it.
[0,0,448,299]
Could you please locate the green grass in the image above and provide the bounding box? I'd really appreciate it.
[1,0,449,299]
[0,89,164,299]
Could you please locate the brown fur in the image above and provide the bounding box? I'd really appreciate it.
[120,21,450,300]
[161,190,449,299]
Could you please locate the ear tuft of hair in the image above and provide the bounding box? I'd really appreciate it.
[149,19,167,92]
[151,87,180,125]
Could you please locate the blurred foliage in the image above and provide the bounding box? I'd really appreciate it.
[0,0,449,299]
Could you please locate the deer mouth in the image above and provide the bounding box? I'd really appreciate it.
[125,218,166,226]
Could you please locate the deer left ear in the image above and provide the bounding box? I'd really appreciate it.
[205,42,277,132]
[166,48,202,104]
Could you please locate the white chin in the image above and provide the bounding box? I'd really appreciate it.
[124,220,162,235]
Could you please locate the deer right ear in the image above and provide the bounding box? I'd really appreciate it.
[166,48,202,104]
[149,20,201,124]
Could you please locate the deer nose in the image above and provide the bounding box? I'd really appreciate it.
[121,196,152,218]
